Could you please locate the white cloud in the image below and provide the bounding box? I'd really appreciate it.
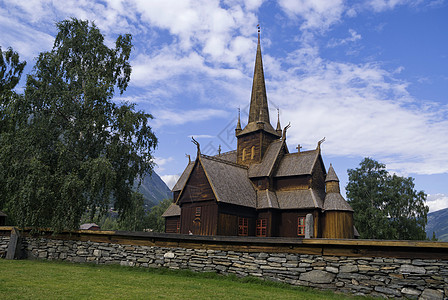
[161,174,180,189]
[426,194,448,212]
[188,135,214,139]
[154,156,174,172]
[150,108,229,129]
[154,156,173,167]
[327,29,361,48]
[277,0,345,31]
[267,47,448,175]
[367,0,412,12]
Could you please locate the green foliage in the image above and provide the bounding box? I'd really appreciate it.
[0,19,157,231]
[0,46,26,95]
[347,158,428,240]
[144,198,172,232]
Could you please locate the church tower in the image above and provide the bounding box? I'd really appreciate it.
[236,27,281,165]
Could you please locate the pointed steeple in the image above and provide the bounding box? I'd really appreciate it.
[276,108,282,134]
[326,164,339,182]
[248,25,270,124]
[236,108,242,132]
[325,164,340,194]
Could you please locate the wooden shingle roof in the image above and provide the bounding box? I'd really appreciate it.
[172,161,194,192]
[200,155,256,208]
[324,193,353,212]
[249,140,284,178]
[162,203,181,217]
[257,189,279,209]
[274,150,319,177]
[215,150,237,163]
[276,189,324,209]
[0,210,6,217]
[325,164,339,182]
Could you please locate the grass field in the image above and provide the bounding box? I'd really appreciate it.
[0,259,368,299]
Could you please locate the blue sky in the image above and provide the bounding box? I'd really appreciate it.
[1,0,447,212]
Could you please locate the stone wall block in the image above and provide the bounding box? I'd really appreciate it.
[299,270,335,284]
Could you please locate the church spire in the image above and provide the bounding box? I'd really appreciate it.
[248,25,269,124]
[276,108,281,133]
[235,108,242,133]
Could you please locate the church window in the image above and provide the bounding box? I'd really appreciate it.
[256,219,267,237]
[194,207,201,223]
[242,148,246,161]
[176,221,180,233]
[195,207,201,217]
[297,216,306,236]
[251,146,255,159]
[238,217,248,236]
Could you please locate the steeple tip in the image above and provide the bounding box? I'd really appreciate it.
[276,108,281,132]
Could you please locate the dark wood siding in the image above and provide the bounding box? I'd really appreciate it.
[237,131,280,165]
[180,201,218,236]
[278,209,317,238]
[178,162,215,205]
[322,211,354,239]
[311,156,326,191]
[173,191,180,202]
[217,203,256,236]
[165,216,180,233]
[257,210,280,237]
[275,175,310,191]
[217,213,238,236]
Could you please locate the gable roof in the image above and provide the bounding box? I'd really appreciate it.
[249,140,285,178]
[0,210,6,217]
[274,149,320,177]
[172,161,194,192]
[276,189,324,209]
[162,203,181,217]
[200,155,256,208]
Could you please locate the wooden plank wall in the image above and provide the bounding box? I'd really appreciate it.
[322,211,354,239]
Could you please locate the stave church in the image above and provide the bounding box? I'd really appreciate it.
[162,30,355,239]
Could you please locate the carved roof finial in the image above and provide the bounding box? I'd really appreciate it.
[185,153,191,164]
[317,137,326,152]
[218,145,221,156]
[282,122,291,140]
[191,136,200,155]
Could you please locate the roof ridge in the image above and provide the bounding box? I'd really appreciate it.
[201,154,248,169]
[214,150,237,156]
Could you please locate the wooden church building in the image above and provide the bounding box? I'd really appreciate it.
[162,31,354,239]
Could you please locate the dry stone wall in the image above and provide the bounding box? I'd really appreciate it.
[0,235,446,299]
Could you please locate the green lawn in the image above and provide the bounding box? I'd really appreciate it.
[0,259,365,299]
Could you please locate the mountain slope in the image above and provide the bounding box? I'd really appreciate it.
[426,208,448,242]
[135,172,172,210]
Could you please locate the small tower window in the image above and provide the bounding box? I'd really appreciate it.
[251,146,255,160]
[242,148,246,161]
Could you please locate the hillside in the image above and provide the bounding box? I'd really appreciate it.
[135,172,172,210]
[426,208,448,242]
